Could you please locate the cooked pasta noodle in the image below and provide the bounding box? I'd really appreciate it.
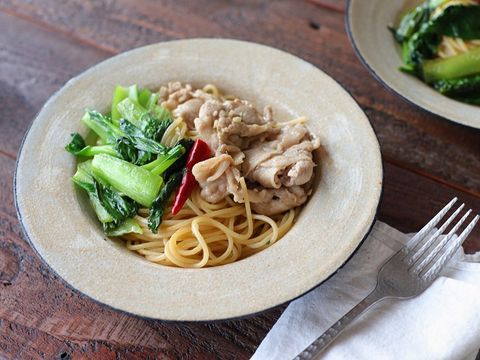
[122,178,295,268]
[274,116,307,127]
[202,83,221,97]
[438,37,480,58]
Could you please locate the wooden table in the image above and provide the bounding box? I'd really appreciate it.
[1,0,479,358]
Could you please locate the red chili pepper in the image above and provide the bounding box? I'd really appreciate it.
[171,139,211,215]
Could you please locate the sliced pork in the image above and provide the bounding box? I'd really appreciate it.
[194,99,276,152]
[179,85,320,216]
[243,124,319,188]
[172,98,204,128]
[192,154,243,203]
[249,186,309,216]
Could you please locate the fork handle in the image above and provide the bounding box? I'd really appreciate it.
[294,287,384,360]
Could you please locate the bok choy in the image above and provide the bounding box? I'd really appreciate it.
[66,84,193,237]
[392,0,480,104]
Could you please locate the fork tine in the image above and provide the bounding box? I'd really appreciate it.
[422,214,479,279]
[406,203,465,266]
[411,208,470,273]
[402,197,458,255]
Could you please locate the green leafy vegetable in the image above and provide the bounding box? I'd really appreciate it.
[72,161,113,223]
[143,116,171,142]
[150,105,172,123]
[111,85,130,125]
[71,160,95,192]
[114,137,155,166]
[393,3,430,43]
[127,84,139,103]
[423,46,480,82]
[67,84,190,238]
[434,73,480,95]
[76,110,167,163]
[117,97,172,141]
[92,154,163,207]
[402,31,441,74]
[116,98,146,130]
[105,218,143,237]
[146,93,159,110]
[119,119,167,154]
[95,181,138,221]
[81,110,121,143]
[65,133,87,154]
[112,84,160,125]
[148,171,183,233]
[162,138,195,180]
[74,145,118,157]
[393,2,480,103]
[66,131,118,157]
[142,144,185,176]
[138,87,153,108]
[72,160,140,230]
[428,6,480,40]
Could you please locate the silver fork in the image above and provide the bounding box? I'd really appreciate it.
[295,198,479,360]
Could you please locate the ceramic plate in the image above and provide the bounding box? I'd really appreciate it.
[15,39,382,321]
[346,0,480,129]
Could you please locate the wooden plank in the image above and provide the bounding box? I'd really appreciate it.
[381,162,480,253]
[307,0,345,12]
[0,0,347,53]
[0,0,479,195]
[0,11,109,156]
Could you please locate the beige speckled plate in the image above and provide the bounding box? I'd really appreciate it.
[347,0,480,129]
[14,39,382,321]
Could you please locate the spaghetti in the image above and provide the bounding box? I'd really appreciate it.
[122,179,296,268]
[438,37,480,59]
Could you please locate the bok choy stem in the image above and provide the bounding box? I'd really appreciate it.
[92,154,163,207]
[423,46,480,83]
[142,144,185,176]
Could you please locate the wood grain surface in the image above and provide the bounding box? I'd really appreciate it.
[1,0,479,359]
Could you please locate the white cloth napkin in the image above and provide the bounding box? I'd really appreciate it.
[252,222,480,360]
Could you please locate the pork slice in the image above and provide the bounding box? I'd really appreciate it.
[224,99,266,125]
[216,114,274,149]
[243,125,320,188]
[192,154,243,203]
[250,186,308,216]
[281,159,315,187]
[159,82,194,110]
[195,99,276,153]
[217,144,245,166]
[194,100,223,150]
[172,98,204,129]
[242,124,309,175]
[277,124,309,149]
